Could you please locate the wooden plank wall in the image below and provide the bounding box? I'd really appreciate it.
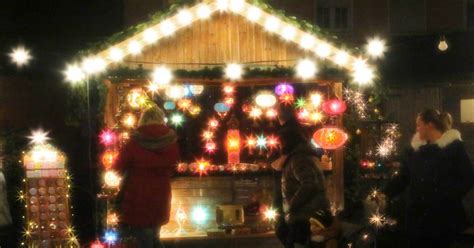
[121,13,310,70]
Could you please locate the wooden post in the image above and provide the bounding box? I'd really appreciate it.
[333,82,344,212]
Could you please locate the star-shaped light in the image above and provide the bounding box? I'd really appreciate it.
[256,135,267,149]
[9,46,32,67]
[28,129,50,145]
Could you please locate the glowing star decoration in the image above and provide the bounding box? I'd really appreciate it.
[366,38,386,58]
[309,92,323,108]
[225,63,243,81]
[264,208,278,221]
[106,213,119,226]
[176,9,193,26]
[122,113,137,128]
[177,99,192,110]
[166,85,185,99]
[256,135,267,150]
[297,108,310,121]
[191,206,208,225]
[334,50,349,66]
[255,92,277,108]
[127,88,148,109]
[275,83,294,96]
[151,66,173,86]
[246,135,257,149]
[205,142,217,154]
[108,47,124,62]
[104,171,121,188]
[249,107,263,120]
[9,46,32,67]
[296,59,317,80]
[127,40,142,55]
[170,113,184,127]
[195,159,210,176]
[267,135,279,149]
[208,119,219,129]
[103,230,118,244]
[369,212,385,228]
[28,129,50,145]
[312,127,348,150]
[101,150,118,169]
[64,64,85,84]
[295,98,306,109]
[322,99,347,115]
[223,85,235,95]
[309,111,324,124]
[246,6,262,22]
[147,82,160,93]
[202,130,214,141]
[279,93,295,105]
[265,109,277,119]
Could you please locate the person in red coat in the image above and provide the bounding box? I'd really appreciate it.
[115,104,179,248]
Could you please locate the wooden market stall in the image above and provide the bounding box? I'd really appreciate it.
[82,0,377,245]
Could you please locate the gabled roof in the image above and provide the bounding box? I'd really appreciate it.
[74,0,376,84]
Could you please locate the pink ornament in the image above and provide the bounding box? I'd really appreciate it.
[322,99,347,115]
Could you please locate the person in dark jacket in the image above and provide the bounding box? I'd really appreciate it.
[115,104,180,248]
[272,104,332,248]
[382,109,473,248]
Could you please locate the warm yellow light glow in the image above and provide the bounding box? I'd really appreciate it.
[160,20,176,36]
[28,129,50,145]
[216,0,229,11]
[246,6,262,22]
[225,63,243,80]
[255,92,277,108]
[143,28,159,44]
[281,25,297,41]
[64,64,85,84]
[128,40,142,55]
[299,34,316,50]
[147,82,160,93]
[229,0,245,13]
[177,9,193,26]
[264,16,280,32]
[352,64,375,85]
[9,46,32,67]
[108,47,124,62]
[309,92,323,107]
[315,42,331,58]
[296,59,317,80]
[366,37,386,58]
[151,66,173,86]
[166,85,185,99]
[104,171,121,188]
[334,50,349,66]
[122,113,137,128]
[264,208,277,221]
[197,4,212,19]
[81,57,106,75]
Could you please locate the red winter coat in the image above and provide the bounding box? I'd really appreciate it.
[114,124,179,228]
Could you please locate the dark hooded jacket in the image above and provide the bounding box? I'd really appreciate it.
[384,129,473,238]
[115,124,179,228]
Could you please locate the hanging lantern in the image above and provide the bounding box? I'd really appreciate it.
[127,88,148,109]
[255,92,277,108]
[214,102,230,113]
[312,127,348,150]
[164,101,176,110]
[322,99,347,115]
[189,85,205,96]
[101,150,118,169]
[226,129,241,164]
[275,82,294,96]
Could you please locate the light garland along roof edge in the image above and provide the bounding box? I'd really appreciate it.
[68,0,379,83]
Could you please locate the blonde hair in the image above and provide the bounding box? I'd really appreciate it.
[138,104,166,127]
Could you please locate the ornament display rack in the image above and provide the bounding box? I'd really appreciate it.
[98,77,346,243]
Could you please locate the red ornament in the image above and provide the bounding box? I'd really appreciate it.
[322,99,347,115]
[312,127,348,150]
[90,240,105,248]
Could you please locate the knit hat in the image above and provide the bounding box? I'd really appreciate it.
[138,104,166,127]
